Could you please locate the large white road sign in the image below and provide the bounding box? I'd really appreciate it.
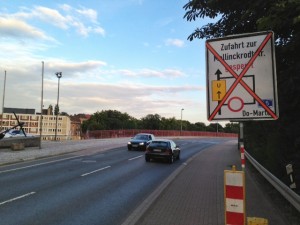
[206,31,279,121]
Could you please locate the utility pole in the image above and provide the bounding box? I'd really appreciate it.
[54,72,62,141]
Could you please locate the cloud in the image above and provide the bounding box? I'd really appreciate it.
[0,18,54,41]
[59,4,72,12]
[76,8,98,23]
[1,60,203,118]
[0,2,206,123]
[3,5,105,37]
[44,60,107,77]
[34,6,70,29]
[165,38,185,47]
[107,68,185,78]
[52,82,203,118]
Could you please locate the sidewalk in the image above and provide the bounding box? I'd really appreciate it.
[0,138,128,166]
[122,140,291,225]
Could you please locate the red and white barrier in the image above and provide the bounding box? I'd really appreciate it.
[240,144,245,169]
[224,167,245,225]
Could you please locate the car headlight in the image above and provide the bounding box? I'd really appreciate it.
[139,142,144,146]
[128,142,131,145]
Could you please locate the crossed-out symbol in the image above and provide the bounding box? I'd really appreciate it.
[206,32,278,121]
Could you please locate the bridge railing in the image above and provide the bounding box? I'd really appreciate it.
[84,129,238,139]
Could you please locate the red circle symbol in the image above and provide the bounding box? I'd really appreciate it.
[228,97,244,112]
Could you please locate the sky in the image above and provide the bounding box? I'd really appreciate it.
[0,0,217,124]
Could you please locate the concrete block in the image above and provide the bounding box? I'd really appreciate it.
[11,143,25,151]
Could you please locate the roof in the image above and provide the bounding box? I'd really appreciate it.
[151,139,172,142]
[70,114,91,123]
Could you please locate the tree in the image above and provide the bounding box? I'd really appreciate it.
[207,123,224,132]
[183,0,300,184]
[60,112,69,116]
[160,117,179,130]
[194,122,207,131]
[81,110,139,132]
[224,122,239,133]
[54,104,59,116]
[81,109,240,133]
[140,114,161,130]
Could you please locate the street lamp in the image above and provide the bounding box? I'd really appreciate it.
[54,72,62,141]
[180,108,184,136]
[1,71,7,131]
[39,62,44,149]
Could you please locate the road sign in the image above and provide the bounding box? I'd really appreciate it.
[206,31,279,121]
[212,80,226,101]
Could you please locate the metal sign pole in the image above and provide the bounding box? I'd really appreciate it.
[239,122,244,148]
[239,122,246,171]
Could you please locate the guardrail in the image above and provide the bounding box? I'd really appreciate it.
[245,151,300,212]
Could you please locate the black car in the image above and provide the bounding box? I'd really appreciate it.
[145,139,180,164]
[127,133,155,151]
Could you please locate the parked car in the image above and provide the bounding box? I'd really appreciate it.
[127,133,155,151]
[3,129,33,138]
[145,139,180,164]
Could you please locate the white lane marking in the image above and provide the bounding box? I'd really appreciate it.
[0,155,85,174]
[128,155,143,161]
[81,166,111,177]
[82,160,97,163]
[0,192,36,206]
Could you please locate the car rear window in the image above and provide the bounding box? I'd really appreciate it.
[150,141,168,148]
[135,134,148,140]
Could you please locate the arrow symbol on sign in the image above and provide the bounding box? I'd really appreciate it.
[215,69,222,80]
[214,70,222,115]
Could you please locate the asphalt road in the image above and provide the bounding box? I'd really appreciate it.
[0,138,233,225]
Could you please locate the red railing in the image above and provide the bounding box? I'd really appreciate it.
[83,129,238,139]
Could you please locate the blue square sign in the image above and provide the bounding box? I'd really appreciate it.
[258,99,273,108]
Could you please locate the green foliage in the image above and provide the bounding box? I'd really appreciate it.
[224,123,239,133]
[193,122,207,131]
[160,117,180,130]
[140,114,161,130]
[60,112,69,116]
[207,123,224,132]
[54,104,59,116]
[81,110,138,132]
[81,110,238,133]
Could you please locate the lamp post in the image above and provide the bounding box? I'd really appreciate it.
[1,71,7,131]
[180,108,184,136]
[39,62,44,149]
[54,72,62,141]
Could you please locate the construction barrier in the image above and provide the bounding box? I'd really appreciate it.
[224,166,245,225]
